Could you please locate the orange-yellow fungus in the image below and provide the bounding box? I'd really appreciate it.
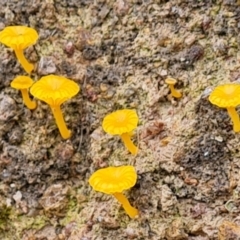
[0,26,38,74]
[11,76,36,110]
[89,165,138,218]
[165,77,182,98]
[30,75,80,139]
[102,109,138,154]
[209,83,240,132]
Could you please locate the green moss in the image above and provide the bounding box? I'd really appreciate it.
[19,215,48,230]
[0,205,48,239]
[60,197,80,226]
[0,205,11,231]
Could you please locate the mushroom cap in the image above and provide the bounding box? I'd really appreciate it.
[11,76,34,89]
[165,77,177,85]
[209,84,240,108]
[89,165,137,194]
[30,75,80,106]
[102,109,138,135]
[0,26,38,50]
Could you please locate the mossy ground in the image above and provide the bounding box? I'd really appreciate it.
[1,1,240,239]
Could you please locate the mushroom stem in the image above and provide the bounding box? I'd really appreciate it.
[14,49,34,74]
[50,105,71,139]
[113,192,138,218]
[169,85,182,98]
[120,133,138,155]
[20,89,37,110]
[227,107,240,132]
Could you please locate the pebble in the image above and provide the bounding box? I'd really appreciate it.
[13,191,22,203]
[201,87,213,98]
[6,198,11,207]
[215,136,223,142]
[0,94,17,122]
[184,35,196,46]
[38,57,57,75]
[160,69,168,76]
[8,127,23,145]
[103,89,115,99]
[100,83,108,92]
[64,41,75,56]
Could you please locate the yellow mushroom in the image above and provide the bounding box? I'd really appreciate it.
[11,76,37,110]
[89,165,138,218]
[165,77,182,98]
[209,83,240,132]
[0,26,38,74]
[102,109,138,155]
[30,75,80,139]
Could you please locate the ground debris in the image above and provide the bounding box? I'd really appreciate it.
[218,221,240,240]
[1,0,240,239]
[166,218,188,240]
[179,96,233,200]
[39,184,70,216]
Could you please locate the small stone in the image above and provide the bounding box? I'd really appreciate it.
[201,87,213,98]
[54,143,74,161]
[213,39,228,56]
[160,137,171,146]
[215,136,223,142]
[8,127,23,145]
[103,89,115,99]
[154,61,162,68]
[6,198,11,207]
[39,184,70,215]
[160,185,178,212]
[114,0,129,16]
[125,227,138,239]
[123,88,135,98]
[100,83,108,92]
[64,41,75,57]
[184,35,196,46]
[13,191,22,203]
[184,178,198,186]
[91,127,104,141]
[99,5,110,20]
[38,57,57,75]
[0,94,17,122]
[160,69,168,76]
[35,225,57,240]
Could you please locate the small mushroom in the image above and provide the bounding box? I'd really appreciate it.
[89,165,138,218]
[0,26,38,74]
[209,83,240,132]
[102,109,138,155]
[30,75,80,139]
[165,77,182,98]
[11,76,37,110]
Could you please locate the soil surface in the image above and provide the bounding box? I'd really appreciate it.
[1,0,240,239]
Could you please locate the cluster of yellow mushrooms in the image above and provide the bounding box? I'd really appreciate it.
[0,26,79,139]
[0,25,239,219]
